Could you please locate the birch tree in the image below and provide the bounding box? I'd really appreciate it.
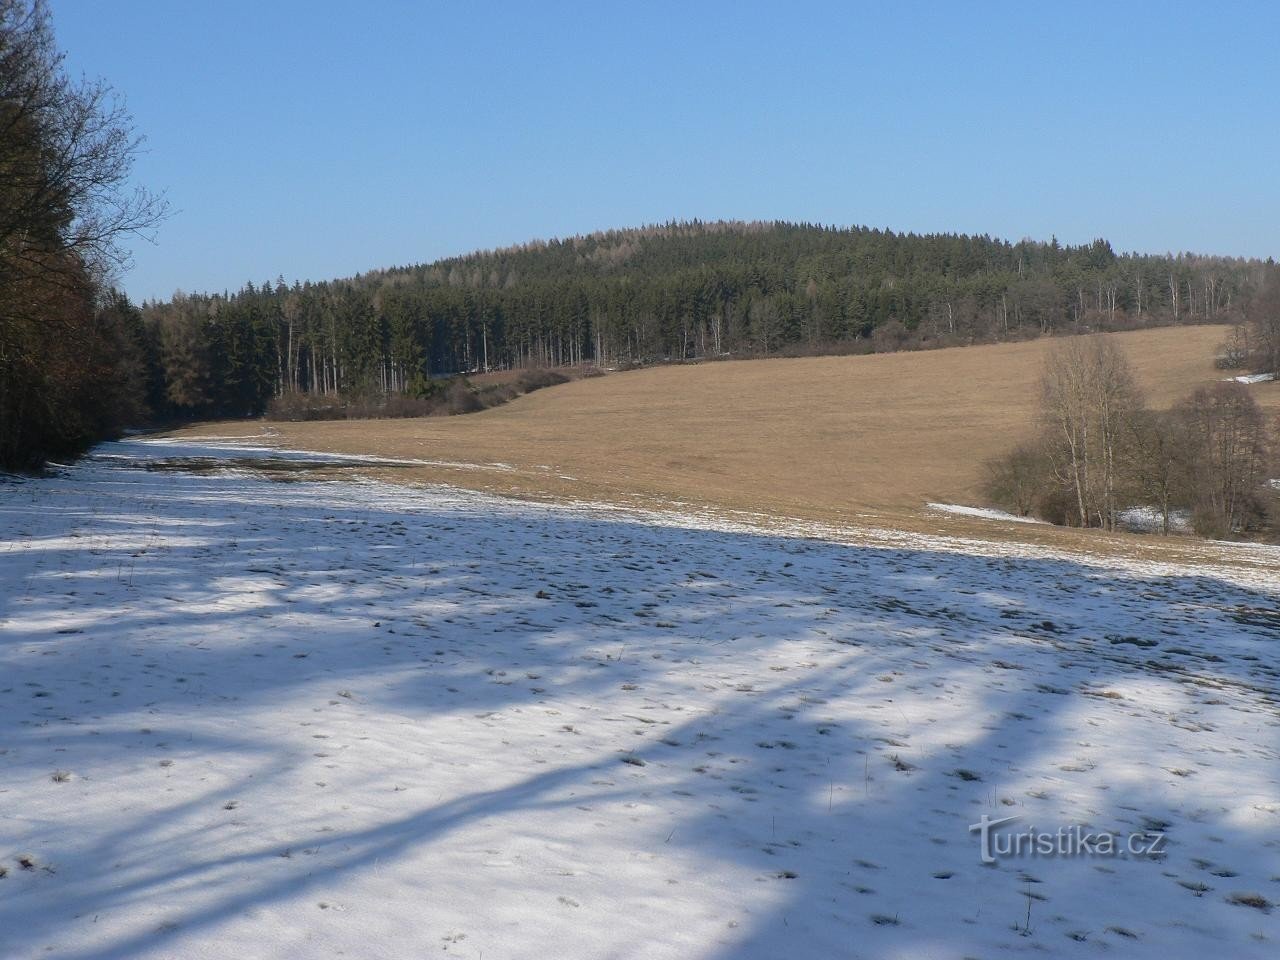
[1040,336,1143,529]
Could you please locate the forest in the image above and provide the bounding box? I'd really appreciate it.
[138,222,1278,422]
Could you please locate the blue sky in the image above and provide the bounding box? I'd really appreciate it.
[51,0,1280,302]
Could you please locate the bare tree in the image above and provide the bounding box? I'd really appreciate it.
[1,0,166,466]
[0,0,165,290]
[1174,383,1271,535]
[1217,322,1252,370]
[1040,339,1092,526]
[981,439,1052,518]
[747,297,781,356]
[1247,269,1280,376]
[1123,410,1191,535]
[1039,336,1144,529]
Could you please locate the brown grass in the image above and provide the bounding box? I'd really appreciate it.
[165,325,1279,564]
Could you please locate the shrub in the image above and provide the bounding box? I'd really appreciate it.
[266,392,346,421]
[441,380,483,415]
[515,368,569,392]
[476,383,519,406]
[265,391,443,421]
[982,441,1050,517]
[871,320,911,354]
[263,365,578,423]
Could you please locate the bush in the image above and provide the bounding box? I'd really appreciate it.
[379,394,440,418]
[266,387,449,421]
[476,383,518,406]
[266,392,347,421]
[1034,483,1078,527]
[981,441,1049,518]
[515,368,569,392]
[441,380,483,415]
[1189,505,1230,540]
[263,366,579,423]
[871,320,912,354]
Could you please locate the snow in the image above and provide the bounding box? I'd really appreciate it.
[2,441,1279,959]
[1117,505,1194,535]
[1228,373,1277,385]
[928,502,1046,524]
[98,435,518,472]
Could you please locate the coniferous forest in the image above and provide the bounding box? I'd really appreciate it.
[138,223,1277,425]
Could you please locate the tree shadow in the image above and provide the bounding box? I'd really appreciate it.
[1,459,1278,957]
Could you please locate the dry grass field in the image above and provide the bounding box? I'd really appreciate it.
[170,324,1277,558]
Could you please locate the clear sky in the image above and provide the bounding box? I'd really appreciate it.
[50,0,1280,302]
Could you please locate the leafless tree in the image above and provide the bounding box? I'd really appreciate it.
[1217,322,1252,370]
[1123,410,1191,535]
[1039,336,1144,529]
[1,0,166,465]
[748,297,781,355]
[1,0,165,292]
[1174,383,1271,535]
[981,439,1052,518]
[1248,270,1280,376]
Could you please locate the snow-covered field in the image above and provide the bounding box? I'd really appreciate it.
[2,439,1279,959]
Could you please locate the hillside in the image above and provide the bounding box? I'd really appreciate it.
[170,325,1272,534]
[137,221,1274,425]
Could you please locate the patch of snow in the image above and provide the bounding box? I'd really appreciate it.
[1226,372,1277,384]
[95,437,517,473]
[1117,505,1193,534]
[927,502,1046,524]
[1209,538,1280,555]
[1,445,1277,958]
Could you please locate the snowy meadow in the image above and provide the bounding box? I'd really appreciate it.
[1,439,1278,959]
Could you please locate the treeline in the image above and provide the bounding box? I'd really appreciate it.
[0,1,163,470]
[985,336,1277,539]
[139,222,1280,421]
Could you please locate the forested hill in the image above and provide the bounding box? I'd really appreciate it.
[137,221,1275,419]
